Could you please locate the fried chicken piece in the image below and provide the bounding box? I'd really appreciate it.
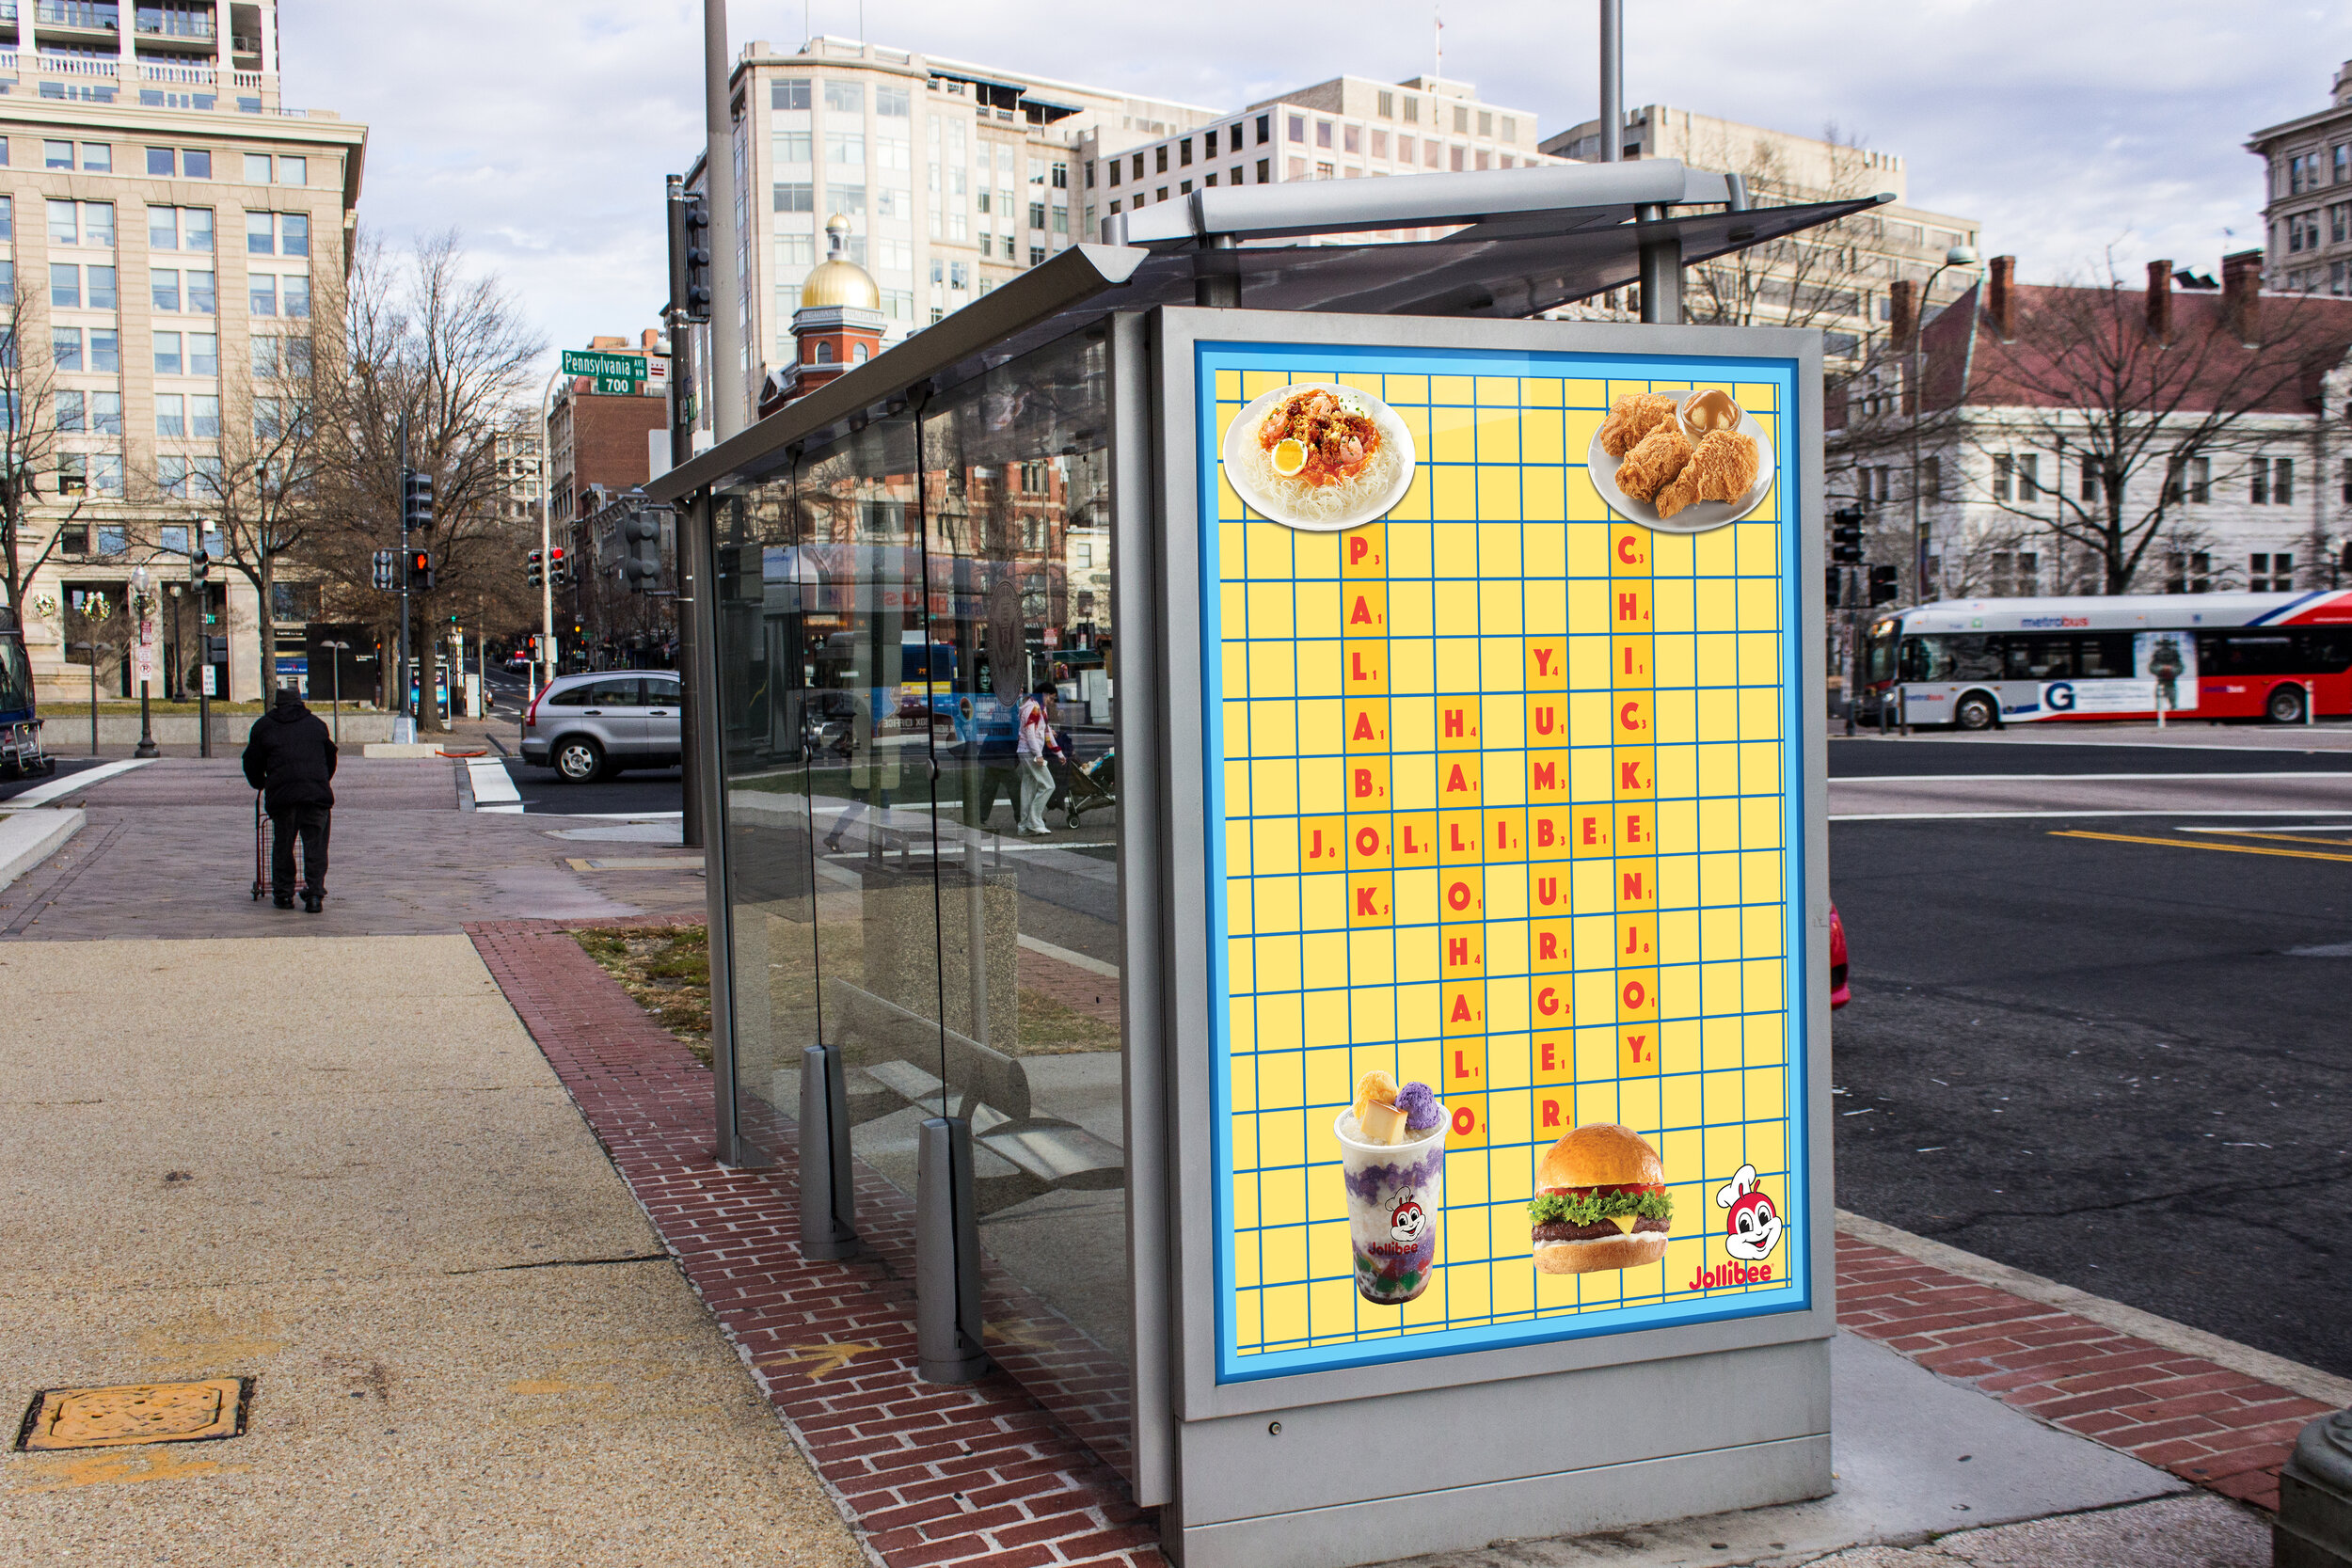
[1597,393,1678,458]
[1686,431,1760,502]
[1654,464,1702,520]
[1614,425,1693,503]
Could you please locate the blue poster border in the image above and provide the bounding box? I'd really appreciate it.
[1195,341,1813,1385]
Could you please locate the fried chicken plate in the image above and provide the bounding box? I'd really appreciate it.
[1597,393,1678,458]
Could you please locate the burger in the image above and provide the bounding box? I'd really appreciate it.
[1530,1123,1671,1274]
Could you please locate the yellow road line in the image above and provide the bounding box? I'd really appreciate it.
[2050,830,2352,864]
[2193,829,2352,848]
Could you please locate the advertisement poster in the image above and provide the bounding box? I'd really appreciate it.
[1197,344,1809,1381]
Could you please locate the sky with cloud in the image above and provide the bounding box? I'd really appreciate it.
[282,0,2338,372]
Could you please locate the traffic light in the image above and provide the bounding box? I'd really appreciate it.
[373,548,397,590]
[667,189,712,323]
[1825,565,1841,610]
[1831,506,1865,565]
[526,548,544,590]
[1868,563,1901,605]
[548,546,569,587]
[407,548,434,593]
[402,470,434,532]
[189,546,209,586]
[622,507,663,594]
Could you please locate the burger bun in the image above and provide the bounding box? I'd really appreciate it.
[1536,1123,1664,1194]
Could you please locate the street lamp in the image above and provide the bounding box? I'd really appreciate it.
[318,639,350,746]
[130,564,158,759]
[1908,245,1981,604]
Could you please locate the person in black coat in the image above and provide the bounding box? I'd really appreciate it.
[242,687,338,911]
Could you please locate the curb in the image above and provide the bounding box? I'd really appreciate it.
[0,807,84,891]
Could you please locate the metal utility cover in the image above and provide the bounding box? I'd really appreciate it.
[15,1378,249,1450]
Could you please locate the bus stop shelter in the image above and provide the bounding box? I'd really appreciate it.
[644,158,1865,1568]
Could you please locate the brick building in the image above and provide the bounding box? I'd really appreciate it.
[548,331,666,524]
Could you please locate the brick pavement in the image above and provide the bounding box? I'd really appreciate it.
[1,757,705,940]
[470,914,2338,1568]
[1837,1231,2331,1512]
[469,918,1161,1568]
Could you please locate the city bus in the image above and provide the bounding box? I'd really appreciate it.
[1860,590,2352,729]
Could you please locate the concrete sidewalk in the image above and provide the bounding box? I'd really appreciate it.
[0,936,860,1567]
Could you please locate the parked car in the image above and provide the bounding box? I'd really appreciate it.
[1830,904,1850,1009]
[521,670,682,783]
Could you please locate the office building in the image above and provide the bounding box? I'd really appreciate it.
[7,0,365,703]
[1080,74,1561,244]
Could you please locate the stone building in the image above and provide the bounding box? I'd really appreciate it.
[2247,57,2352,295]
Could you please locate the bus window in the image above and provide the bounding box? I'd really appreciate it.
[2077,634,2133,678]
[2299,630,2352,673]
[1901,633,1999,681]
[2002,634,2074,680]
[2199,632,2297,675]
[1867,628,1898,684]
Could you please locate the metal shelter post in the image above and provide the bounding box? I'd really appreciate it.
[915,1117,988,1383]
[1599,0,1623,163]
[798,1044,858,1259]
[684,490,748,1166]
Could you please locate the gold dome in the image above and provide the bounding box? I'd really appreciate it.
[801,214,881,309]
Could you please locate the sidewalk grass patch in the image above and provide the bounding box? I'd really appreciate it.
[573,925,711,1063]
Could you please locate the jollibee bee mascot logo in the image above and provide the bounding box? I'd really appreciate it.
[1715,1165,1783,1261]
[1389,1193,1427,1246]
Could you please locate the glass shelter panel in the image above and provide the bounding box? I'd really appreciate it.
[915,334,1128,1466]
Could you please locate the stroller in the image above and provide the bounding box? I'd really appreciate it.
[1056,747,1117,827]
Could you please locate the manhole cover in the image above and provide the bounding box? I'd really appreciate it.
[15,1378,249,1450]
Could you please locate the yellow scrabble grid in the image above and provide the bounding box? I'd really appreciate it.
[1214,366,1798,1360]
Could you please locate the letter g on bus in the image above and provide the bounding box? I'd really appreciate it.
[2043,681,2075,712]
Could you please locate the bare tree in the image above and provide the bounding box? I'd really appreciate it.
[0,278,91,619]
[312,231,544,731]
[1959,256,2348,594]
[1684,122,1880,335]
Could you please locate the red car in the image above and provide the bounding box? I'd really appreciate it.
[1830,905,1850,1009]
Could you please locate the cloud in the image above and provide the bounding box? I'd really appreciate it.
[284,0,2326,371]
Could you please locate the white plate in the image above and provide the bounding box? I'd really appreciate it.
[1586,405,1775,535]
[1220,383,1418,533]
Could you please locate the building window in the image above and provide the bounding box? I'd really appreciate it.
[2250,455,2291,504]
[51,263,81,309]
[148,204,214,252]
[90,330,119,372]
[1257,159,1270,182]
[246,211,307,257]
[1178,180,1191,196]
[822,80,863,114]
[824,130,864,165]
[2249,552,2296,591]
[1918,455,1940,500]
[772,130,811,163]
[154,330,181,375]
[1288,114,1304,143]
[44,139,72,168]
[1085,159,1097,189]
[2337,143,2350,184]
[1500,116,1517,143]
[772,78,811,111]
[1179,138,1192,166]
[1286,157,1304,180]
[57,454,88,496]
[1478,110,1493,137]
[1029,245,1045,265]
[1450,145,1465,171]
[2081,455,2101,501]
[773,182,814,213]
[245,151,274,183]
[186,269,215,313]
[1404,96,1420,123]
[2016,452,2040,499]
[1256,113,1271,144]
[51,328,82,372]
[1314,120,1331,149]
[877,84,910,118]
[49,199,114,247]
[55,390,84,433]
[1371,129,1388,160]
[249,274,278,317]
[91,455,122,498]
[1028,199,1046,229]
[1154,145,1168,174]
[1454,103,1470,133]
[157,393,186,436]
[2165,552,2212,594]
[1377,90,1394,119]
[1992,453,2012,501]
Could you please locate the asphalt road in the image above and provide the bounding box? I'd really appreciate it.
[1831,811,2352,1379]
[0,756,115,802]
[1831,733,2352,777]
[498,755,684,817]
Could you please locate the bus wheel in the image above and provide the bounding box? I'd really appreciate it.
[1954,692,1997,731]
[2266,685,2306,724]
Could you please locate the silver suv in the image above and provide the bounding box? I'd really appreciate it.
[521,670,682,783]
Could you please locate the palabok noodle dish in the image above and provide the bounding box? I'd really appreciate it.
[1251,386,1401,527]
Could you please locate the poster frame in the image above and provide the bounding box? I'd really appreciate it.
[1140,307,1836,1423]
